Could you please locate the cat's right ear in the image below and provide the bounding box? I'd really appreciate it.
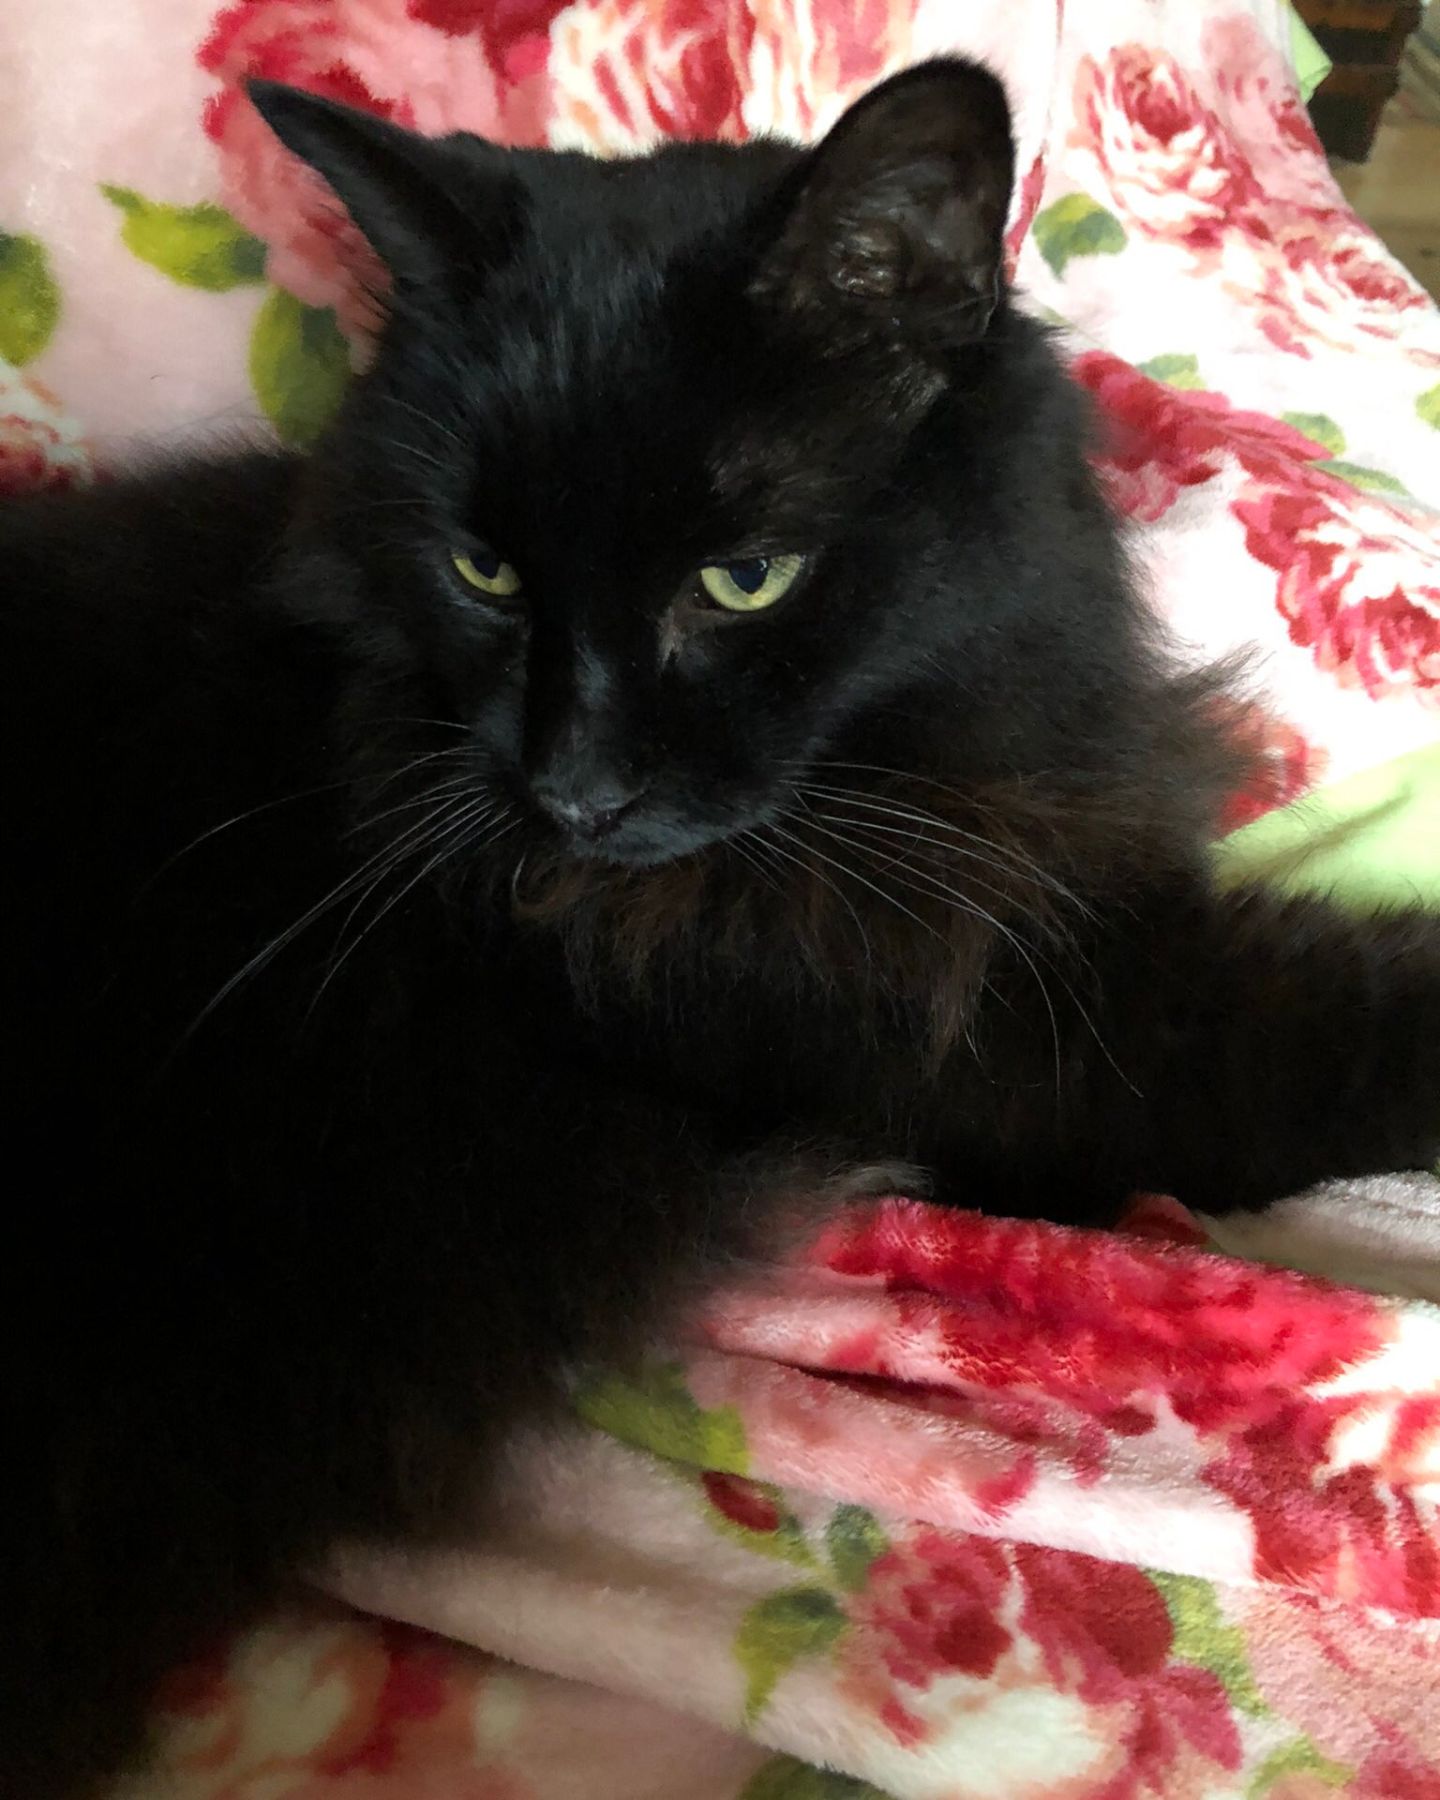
[750,58,1015,352]
[246,81,519,295]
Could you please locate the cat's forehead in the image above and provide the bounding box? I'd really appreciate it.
[514,138,797,258]
[457,299,905,576]
[455,145,923,547]
[482,141,785,395]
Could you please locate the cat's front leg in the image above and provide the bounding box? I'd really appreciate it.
[965,880,1440,1219]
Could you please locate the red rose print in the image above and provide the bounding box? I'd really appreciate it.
[846,1527,1014,1694]
[1070,351,1331,522]
[1069,354,1440,707]
[1356,1737,1440,1800]
[407,0,565,82]
[1016,1549,1172,1690]
[1016,1549,1241,1793]
[1070,45,1260,252]
[157,1614,536,1796]
[1234,478,1440,702]
[0,374,91,496]
[316,1622,452,1778]
[805,1203,1438,1627]
[199,0,553,334]
[1236,1585,1440,1774]
[1205,15,1335,214]
[1215,700,1327,833]
[546,0,916,152]
[702,1471,783,1533]
[545,0,754,150]
[1004,150,1046,280]
[0,415,82,495]
[816,1201,1388,1436]
[840,1528,1240,1792]
[1205,1404,1440,1616]
[1238,220,1434,361]
[1070,24,1440,368]
[406,0,488,32]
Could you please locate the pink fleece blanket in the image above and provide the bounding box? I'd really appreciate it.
[5,2,1440,1796]
[130,1192,1440,1800]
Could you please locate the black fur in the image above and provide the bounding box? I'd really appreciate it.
[4,60,1439,1797]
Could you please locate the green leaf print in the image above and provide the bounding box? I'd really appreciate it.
[741,1754,894,1800]
[100,187,267,291]
[824,1505,889,1592]
[1032,195,1127,277]
[735,1587,847,1723]
[1247,1738,1351,1798]
[0,230,60,365]
[1137,353,1205,390]
[1148,1571,1266,1717]
[576,1362,749,1473]
[249,287,350,448]
[1417,382,1440,431]
[1313,459,1411,497]
[1280,411,1346,455]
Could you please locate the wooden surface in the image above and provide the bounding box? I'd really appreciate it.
[1297,0,1424,159]
[1334,100,1440,300]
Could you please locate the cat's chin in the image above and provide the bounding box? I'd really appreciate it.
[562,825,727,871]
[522,817,752,885]
[533,810,746,873]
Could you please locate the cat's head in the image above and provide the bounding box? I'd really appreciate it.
[252,62,1177,932]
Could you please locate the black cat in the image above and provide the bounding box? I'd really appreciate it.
[3,58,1438,1798]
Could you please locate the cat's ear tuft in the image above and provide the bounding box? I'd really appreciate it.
[752,59,1015,347]
[246,80,517,294]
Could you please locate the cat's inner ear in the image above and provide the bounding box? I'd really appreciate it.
[751,59,1015,347]
[246,80,518,294]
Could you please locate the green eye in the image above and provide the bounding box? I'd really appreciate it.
[698,553,805,612]
[452,545,523,599]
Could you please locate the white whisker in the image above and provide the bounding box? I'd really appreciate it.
[307,798,509,1021]
[178,790,487,1047]
[801,813,1061,1092]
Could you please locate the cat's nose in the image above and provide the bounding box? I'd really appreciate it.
[530,775,645,839]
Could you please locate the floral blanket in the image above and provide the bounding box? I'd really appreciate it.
[121,1189,1440,1800]
[5,0,1440,1796]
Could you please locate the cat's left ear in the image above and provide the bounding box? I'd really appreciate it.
[752,58,1014,347]
[246,80,518,294]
